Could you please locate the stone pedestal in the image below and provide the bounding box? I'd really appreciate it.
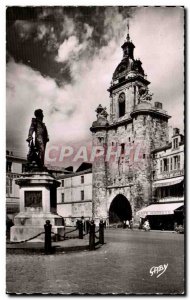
[10,171,64,242]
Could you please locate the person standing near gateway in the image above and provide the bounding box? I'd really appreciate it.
[26,109,49,167]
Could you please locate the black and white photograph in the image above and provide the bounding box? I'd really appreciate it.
[6,5,185,294]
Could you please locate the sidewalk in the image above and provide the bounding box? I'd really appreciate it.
[7,237,90,254]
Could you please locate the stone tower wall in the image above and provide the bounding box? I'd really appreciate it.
[91,130,108,221]
[132,113,169,215]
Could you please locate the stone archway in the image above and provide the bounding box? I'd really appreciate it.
[109,194,132,224]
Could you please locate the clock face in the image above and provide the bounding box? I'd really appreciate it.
[118,93,125,103]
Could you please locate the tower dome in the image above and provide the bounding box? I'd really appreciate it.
[112,32,145,81]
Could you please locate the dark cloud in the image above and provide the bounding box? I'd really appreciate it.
[6,6,134,86]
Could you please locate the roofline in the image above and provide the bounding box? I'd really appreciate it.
[91,107,171,132]
[131,108,171,120]
[151,144,172,153]
[6,155,27,163]
[58,168,92,179]
[151,140,184,154]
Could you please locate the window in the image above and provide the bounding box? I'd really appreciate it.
[163,158,169,172]
[118,93,125,117]
[174,155,180,170]
[178,155,180,169]
[174,156,178,169]
[81,190,84,201]
[173,138,179,149]
[6,161,12,173]
[6,176,12,196]
[153,153,157,159]
[121,143,125,155]
[61,193,64,202]
[143,154,146,159]
[170,157,173,171]
[81,175,84,184]
[128,137,131,142]
[143,116,146,126]
[160,160,162,173]
[61,180,64,187]
[152,171,155,180]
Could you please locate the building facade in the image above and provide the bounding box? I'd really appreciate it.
[6,151,27,220]
[90,31,184,226]
[145,128,184,230]
[57,163,92,226]
[152,128,184,201]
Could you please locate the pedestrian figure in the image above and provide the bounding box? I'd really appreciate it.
[126,220,129,229]
[143,219,150,231]
[130,220,133,230]
[123,220,126,229]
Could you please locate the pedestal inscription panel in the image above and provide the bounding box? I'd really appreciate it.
[24,191,42,207]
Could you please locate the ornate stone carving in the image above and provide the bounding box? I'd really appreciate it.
[138,86,153,102]
[95,104,108,119]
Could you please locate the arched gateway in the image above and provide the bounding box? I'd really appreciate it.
[109,194,132,224]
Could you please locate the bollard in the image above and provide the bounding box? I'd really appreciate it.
[99,220,104,245]
[78,220,83,239]
[89,220,95,250]
[44,220,52,254]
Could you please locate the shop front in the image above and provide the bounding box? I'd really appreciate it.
[136,202,184,230]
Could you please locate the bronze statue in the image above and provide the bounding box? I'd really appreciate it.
[26,109,49,168]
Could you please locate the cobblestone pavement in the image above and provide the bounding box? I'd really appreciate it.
[6,230,184,294]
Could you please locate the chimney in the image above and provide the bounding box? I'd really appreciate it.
[154,102,163,109]
[173,128,180,136]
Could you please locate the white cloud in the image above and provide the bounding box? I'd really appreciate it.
[56,35,86,63]
[56,22,93,63]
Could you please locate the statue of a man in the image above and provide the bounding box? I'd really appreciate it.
[26,109,49,167]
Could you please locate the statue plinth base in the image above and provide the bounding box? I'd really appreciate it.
[10,171,64,242]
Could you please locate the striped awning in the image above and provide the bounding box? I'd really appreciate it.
[153,177,184,188]
[136,203,184,218]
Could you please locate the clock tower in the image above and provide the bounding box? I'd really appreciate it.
[90,27,171,225]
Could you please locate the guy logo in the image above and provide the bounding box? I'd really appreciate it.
[150,264,168,278]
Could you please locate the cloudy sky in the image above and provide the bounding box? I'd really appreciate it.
[6,6,184,166]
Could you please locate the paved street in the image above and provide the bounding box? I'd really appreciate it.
[6,230,184,294]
